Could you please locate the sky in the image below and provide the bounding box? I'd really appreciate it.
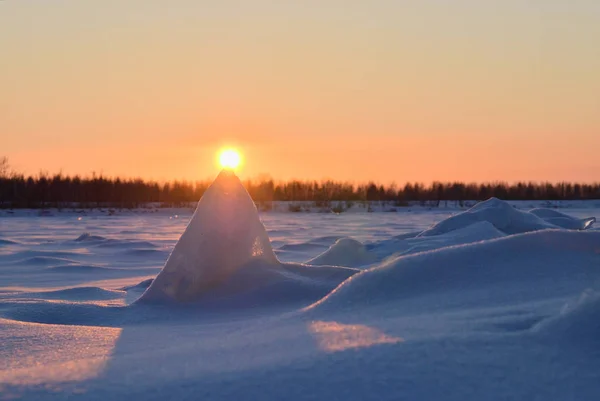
[1,0,599,183]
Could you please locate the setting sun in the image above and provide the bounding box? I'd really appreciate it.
[218,149,242,170]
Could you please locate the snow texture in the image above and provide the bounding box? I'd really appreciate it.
[1,187,600,401]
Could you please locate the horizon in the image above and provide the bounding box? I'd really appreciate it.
[3,157,600,187]
[2,1,600,183]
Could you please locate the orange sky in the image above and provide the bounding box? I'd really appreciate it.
[1,1,599,183]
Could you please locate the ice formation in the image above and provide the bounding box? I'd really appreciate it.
[139,170,356,304]
[140,170,279,303]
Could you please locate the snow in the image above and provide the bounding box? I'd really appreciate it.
[418,197,572,236]
[533,289,600,341]
[306,237,377,267]
[1,178,600,400]
[529,208,597,230]
[309,229,600,313]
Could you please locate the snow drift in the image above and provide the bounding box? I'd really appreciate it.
[366,220,506,260]
[534,290,600,341]
[529,208,596,230]
[307,221,506,268]
[309,229,600,313]
[307,198,594,270]
[417,198,594,238]
[307,237,377,267]
[418,197,558,236]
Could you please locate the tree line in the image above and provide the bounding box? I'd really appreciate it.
[1,170,599,209]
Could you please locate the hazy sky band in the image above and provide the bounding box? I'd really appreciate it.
[1,1,599,182]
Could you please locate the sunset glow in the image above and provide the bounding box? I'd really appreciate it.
[1,1,599,183]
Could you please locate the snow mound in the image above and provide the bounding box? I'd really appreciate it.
[47,263,116,273]
[0,250,87,265]
[2,262,357,326]
[431,220,506,240]
[122,278,154,291]
[309,230,600,313]
[177,260,356,310]
[0,238,20,245]
[12,286,124,301]
[401,221,506,256]
[11,256,82,266]
[307,237,377,267]
[366,221,505,261]
[119,248,167,257]
[139,171,280,303]
[74,233,107,242]
[529,208,596,230]
[277,242,330,252]
[96,240,157,249]
[74,233,158,248]
[534,290,600,341]
[419,198,557,236]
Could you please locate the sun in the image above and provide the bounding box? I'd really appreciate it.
[218,148,242,170]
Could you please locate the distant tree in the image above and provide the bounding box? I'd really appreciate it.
[0,161,600,209]
[0,157,10,178]
[366,183,379,201]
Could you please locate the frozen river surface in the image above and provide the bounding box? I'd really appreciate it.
[1,202,599,401]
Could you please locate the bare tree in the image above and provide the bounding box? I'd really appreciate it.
[0,157,9,178]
